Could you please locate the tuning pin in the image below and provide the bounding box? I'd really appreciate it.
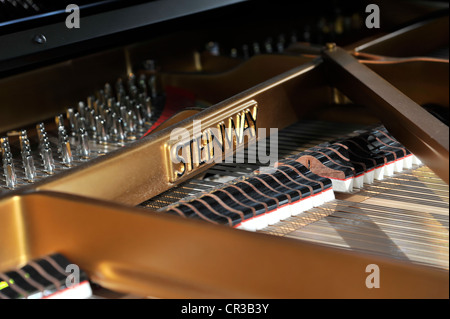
[19,131,36,182]
[77,127,90,159]
[61,137,73,166]
[252,42,261,55]
[96,89,106,105]
[351,12,363,30]
[87,95,95,110]
[135,104,145,129]
[1,137,16,188]
[112,101,121,116]
[95,116,108,144]
[126,110,137,137]
[104,83,113,98]
[303,25,311,42]
[19,130,27,146]
[77,101,86,118]
[1,138,8,155]
[138,74,148,96]
[66,108,76,135]
[98,103,108,120]
[78,115,87,132]
[230,48,238,58]
[3,153,17,189]
[1,136,10,149]
[92,99,101,115]
[144,97,152,120]
[36,122,46,149]
[109,112,119,138]
[55,114,65,129]
[116,88,126,103]
[36,123,52,165]
[290,31,298,45]
[264,38,273,53]
[36,122,45,133]
[87,109,97,137]
[129,85,138,99]
[143,61,159,99]
[277,34,286,53]
[128,73,136,87]
[116,118,126,143]
[143,59,156,71]
[22,153,36,182]
[149,78,158,100]
[115,78,125,96]
[41,144,55,174]
[206,42,220,56]
[242,44,250,59]
[57,126,66,152]
[137,93,145,107]
[120,106,128,124]
[344,15,353,33]
[107,97,116,109]
[58,127,72,166]
[103,108,112,130]
[123,96,131,109]
[334,14,344,35]
[128,75,138,97]
[73,113,80,134]
[1,137,11,156]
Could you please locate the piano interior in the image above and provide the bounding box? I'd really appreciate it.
[0,0,448,299]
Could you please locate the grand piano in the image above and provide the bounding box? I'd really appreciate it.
[0,0,448,299]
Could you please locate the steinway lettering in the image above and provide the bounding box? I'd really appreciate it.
[166,101,258,182]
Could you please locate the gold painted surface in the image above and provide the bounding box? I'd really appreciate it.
[0,7,448,301]
[0,192,447,298]
[364,59,449,108]
[34,59,329,205]
[0,196,28,272]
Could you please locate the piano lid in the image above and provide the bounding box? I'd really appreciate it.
[0,0,248,74]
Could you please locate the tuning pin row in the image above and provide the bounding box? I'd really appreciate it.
[212,30,300,60]
[0,70,159,190]
[65,72,156,141]
[43,72,157,170]
[4,77,155,187]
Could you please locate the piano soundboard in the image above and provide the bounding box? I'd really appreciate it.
[0,0,448,299]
